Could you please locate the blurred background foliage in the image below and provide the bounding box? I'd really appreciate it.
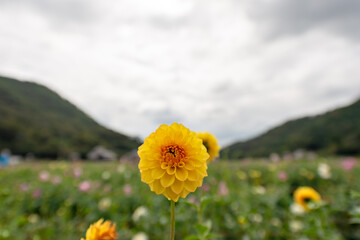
[0,158,359,240]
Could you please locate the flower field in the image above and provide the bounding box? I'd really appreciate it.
[0,158,360,240]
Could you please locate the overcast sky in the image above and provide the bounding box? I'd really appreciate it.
[0,0,359,146]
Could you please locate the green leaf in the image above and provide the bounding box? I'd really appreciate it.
[200,196,212,211]
[349,206,360,216]
[350,218,360,224]
[183,200,199,210]
[204,219,212,230]
[184,235,200,240]
[350,190,360,199]
[195,223,209,236]
[206,233,222,239]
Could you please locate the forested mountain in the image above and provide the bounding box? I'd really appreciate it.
[0,76,140,158]
[222,98,360,159]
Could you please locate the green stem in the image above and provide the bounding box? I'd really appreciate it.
[170,200,176,240]
[197,206,202,224]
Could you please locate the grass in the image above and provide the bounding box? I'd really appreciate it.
[0,158,359,240]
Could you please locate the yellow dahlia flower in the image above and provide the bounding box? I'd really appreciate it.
[138,123,209,202]
[294,187,321,211]
[196,132,220,163]
[81,219,117,240]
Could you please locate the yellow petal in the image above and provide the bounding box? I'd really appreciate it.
[189,158,205,167]
[166,166,176,175]
[175,167,188,181]
[152,168,166,179]
[180,189,190,198]
[164,188,180,202]
[174,129,184,142]
[161,162,169,169]
[141,170,154,183]
[171,179,184,194]
[184,180,198,192]
[153,179,165,194]
[184,161,195,170]
[160,173,175,188]
[196,179,203,187]
[187,170,199,181]
[139,160,159,170]
[196,166,207,177]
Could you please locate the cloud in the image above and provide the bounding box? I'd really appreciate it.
[244,0,360,41]
[0,0,359,146]
[1,0,99,29]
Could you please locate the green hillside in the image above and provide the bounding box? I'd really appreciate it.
[0,76,140,158]
[222,98,360,159]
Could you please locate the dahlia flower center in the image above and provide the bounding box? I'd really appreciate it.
[161,145,186,167]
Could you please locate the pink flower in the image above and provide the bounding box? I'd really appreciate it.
[277,171,288,181]
[188,195,198,204]
[123,184,132,196]
[341,157,358,171]
[32,189,42,199]
[218,181,229,196]
[38,171,50,182]
[73,167,82,178]
[201,183,210,192]
[51,176,62,185]
[78,180,91,193]
[19,183,30,192]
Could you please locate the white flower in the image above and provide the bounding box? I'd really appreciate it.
[271,218,281,227]
[28,214,40,224]
[317,163,331,179]
[101,171,111,180]
[0,229,9,238]
[290,220,303,232]
[117,164,126,174]
[249,213,263,223]
[132,206,148,222]
[98,197,112,211]
[252,186,266,195]
[242,235,250,240]
[290,203,305,215]
[132,232,148,240]
[298,237,309,240]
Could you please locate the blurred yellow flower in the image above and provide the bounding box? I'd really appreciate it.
[196,132,220,163]
[294,187,321,211]
[237,216,246,225]
[249,170,262,178]
[81,219,117,240]
[138,123,209,202]
[236,171,247,180]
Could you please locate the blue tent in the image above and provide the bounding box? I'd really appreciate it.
[0,152,9,167]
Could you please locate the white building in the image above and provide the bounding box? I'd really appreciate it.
[87,146,117,160]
